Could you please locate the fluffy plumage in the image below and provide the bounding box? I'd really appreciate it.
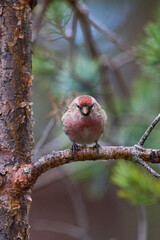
[62,95,107,148]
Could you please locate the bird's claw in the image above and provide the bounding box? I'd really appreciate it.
[93,141,101,153]
[70,142,79,155]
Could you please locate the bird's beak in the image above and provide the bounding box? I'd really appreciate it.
[81,106,89,115]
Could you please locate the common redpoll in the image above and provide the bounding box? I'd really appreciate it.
[62,95,107,152]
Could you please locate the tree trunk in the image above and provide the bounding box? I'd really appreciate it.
[0,1,35,239]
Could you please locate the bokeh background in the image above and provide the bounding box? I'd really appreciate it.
[30,0,160,239]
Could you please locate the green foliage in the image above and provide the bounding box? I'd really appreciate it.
[74,56,99,82]
[33,50,55,76]
[139,23,160,64]
[45,0,72,40]
[119,78,160,147]
[111,160,160,205]
[46,0,71,25]
[56,56,100,94]
[112,10,160,207]
[137,19,160,80]
[33,46,100,94]
[131,79,159,115]
[32,47,57,90]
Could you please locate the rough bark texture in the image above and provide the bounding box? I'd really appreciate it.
[0,0,33,164]
[0,1,34,239]
[13,146,160,192]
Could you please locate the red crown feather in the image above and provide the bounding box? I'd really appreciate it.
[78,96,92,106]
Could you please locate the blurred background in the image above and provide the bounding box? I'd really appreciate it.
[30,0,160,239]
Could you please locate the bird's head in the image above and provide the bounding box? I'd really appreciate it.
[76,95,94,116]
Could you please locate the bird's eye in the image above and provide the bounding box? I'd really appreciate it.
[76,104,80,108]
[91,104,94,108]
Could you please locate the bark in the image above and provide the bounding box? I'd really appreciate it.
[14,146,160,192]
[0,1,35,239]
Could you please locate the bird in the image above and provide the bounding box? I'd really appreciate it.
[62,95,107,153]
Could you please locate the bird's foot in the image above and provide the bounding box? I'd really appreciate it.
[93,141,101,153]
[70,142,79,155]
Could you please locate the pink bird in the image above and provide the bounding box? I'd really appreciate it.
[62,95,107,153]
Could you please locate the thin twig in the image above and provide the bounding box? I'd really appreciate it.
[67,0,134,55]
[110,61,130,97]
[33,118,56,159]
[108,51,136,98]
[99,60,115,114]
[137,205,147,240]
[68,0,100,58]
[68,1,118,113]
[34,133,68,157]
[134,113,160,179]
[138,113,160,146]
[137,157,160,179]
[69,12,78,63]
[68,0,117,114]
[35,41,63,70]
[79,15,100,58]
[35,220,91,240]
[88,15,134,55]
[32,0,53,42]
[61,168,92,240]
[111,51,135,69]
[34,1,51,31]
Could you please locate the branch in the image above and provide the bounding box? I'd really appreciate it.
[109,60,130,97]
[137,205,147,240]
[88,15,134,55]
[68,12,78,63]
[67,0,134,55]
[13,114,160,191]
[67,1,121,113]
[14,146,160,191]
[34,220,91,240]
[138,113,160,146]
[33,118,56,160]
[134,113,160,179]
[32,0,52,42]
[111,51,135,69]
[136,157,160,179]
[61,168,91,235]
[67,0,100,58]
